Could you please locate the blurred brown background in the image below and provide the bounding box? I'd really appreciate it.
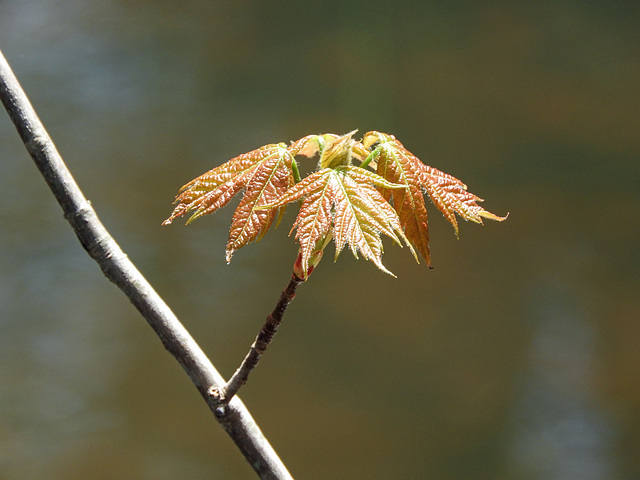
[1,1,639,479]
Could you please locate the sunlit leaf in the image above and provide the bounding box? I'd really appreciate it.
[363,131,506,266]
[163,142,296,261]
[265,166,413,277]
[165,130,506,276]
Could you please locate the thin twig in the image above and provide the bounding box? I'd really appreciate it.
[0,49,293,480]
[218,275,305,402]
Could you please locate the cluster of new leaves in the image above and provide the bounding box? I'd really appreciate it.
[164,131,506,277]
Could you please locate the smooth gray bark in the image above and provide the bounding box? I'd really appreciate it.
[0,49,293,480]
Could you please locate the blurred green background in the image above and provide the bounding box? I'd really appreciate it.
[1,1,639,479]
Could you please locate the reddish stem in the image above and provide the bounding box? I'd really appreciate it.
[217,273,305,403]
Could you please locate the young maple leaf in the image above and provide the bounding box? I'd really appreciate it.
[287,130,370,167]
[362,131,506,266]
[164,130,505,277]
[264,165,415,277]
[163,142,298,262]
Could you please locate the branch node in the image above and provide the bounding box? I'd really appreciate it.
[219,274,305,403]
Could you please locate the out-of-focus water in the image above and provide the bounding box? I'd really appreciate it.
[1,1,639,479]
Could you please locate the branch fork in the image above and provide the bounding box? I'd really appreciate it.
[210,273,305,404]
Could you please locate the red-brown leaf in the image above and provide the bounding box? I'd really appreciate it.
[363,131,506,266]
[165,131,506,274]
[163,143,296,261]
[265,166,413,276]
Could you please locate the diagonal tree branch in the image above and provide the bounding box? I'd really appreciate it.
[0,49,293,480]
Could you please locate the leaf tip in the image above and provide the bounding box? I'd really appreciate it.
[381,265,398,278]
[477,209,509,225]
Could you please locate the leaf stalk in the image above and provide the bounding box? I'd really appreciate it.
[217,273,305,403]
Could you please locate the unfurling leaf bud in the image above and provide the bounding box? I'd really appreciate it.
[320,130,358,169]
[293,248,323,280]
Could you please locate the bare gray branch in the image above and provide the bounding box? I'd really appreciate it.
[0,49,293,480]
